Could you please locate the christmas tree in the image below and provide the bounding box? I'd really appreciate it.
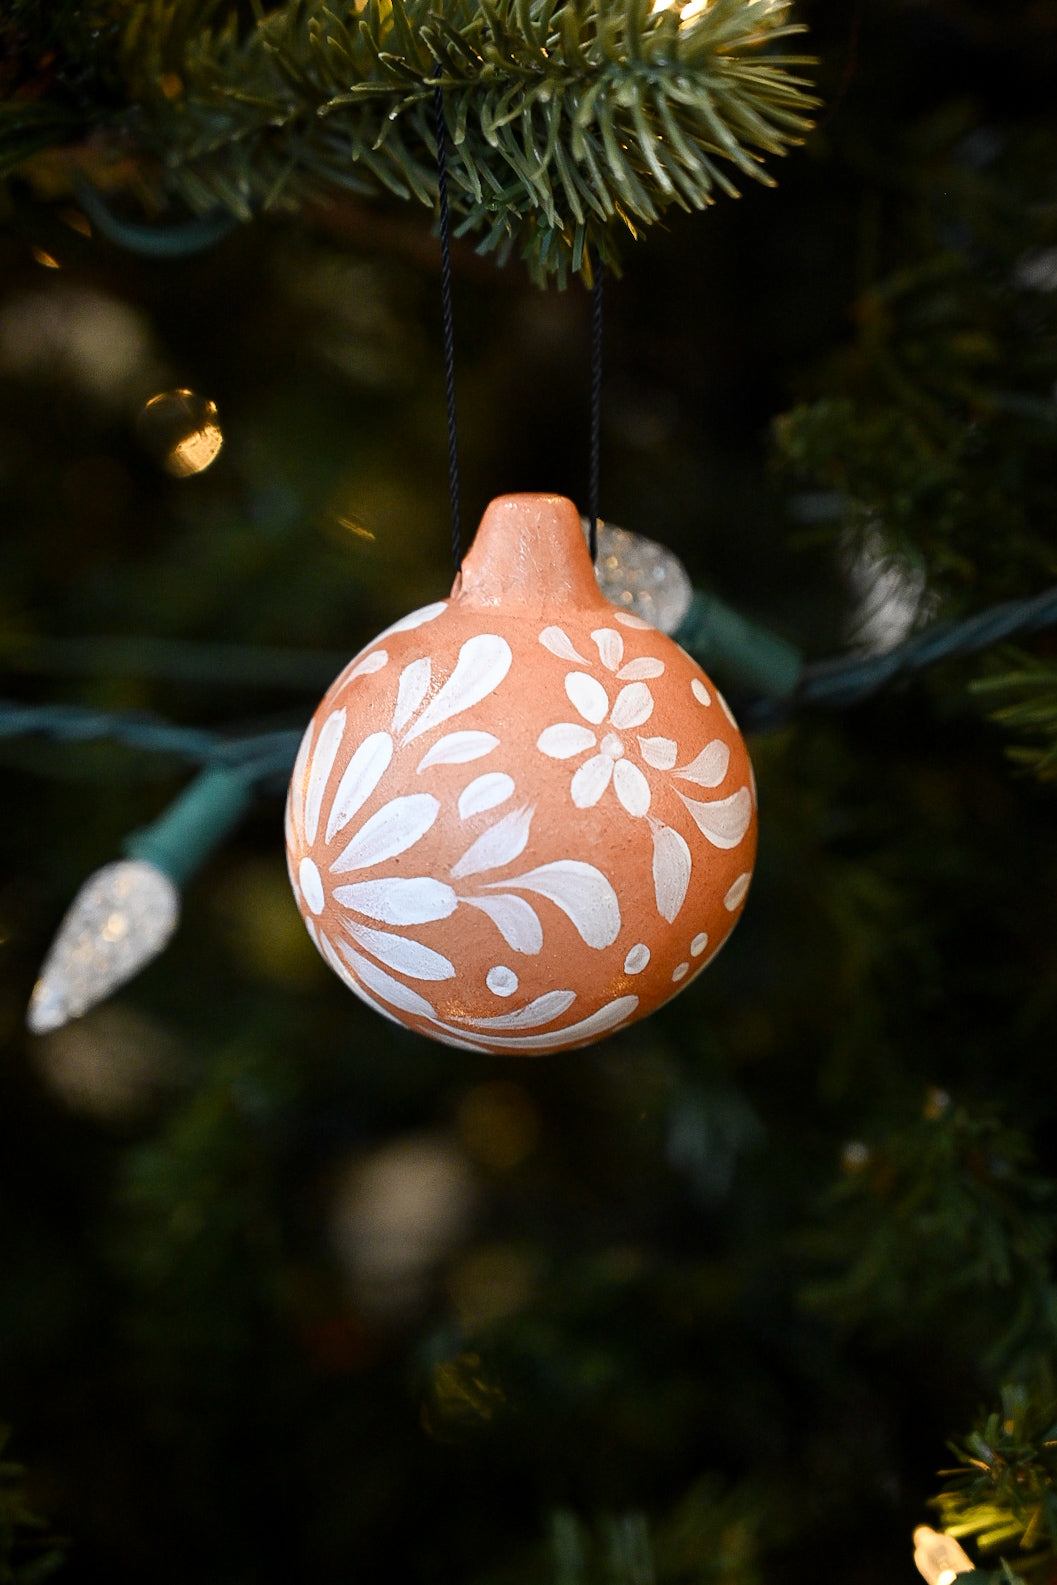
[2,2,1057,1582]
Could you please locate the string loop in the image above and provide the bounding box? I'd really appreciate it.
[588,258,604,563]
[433,74,462,573]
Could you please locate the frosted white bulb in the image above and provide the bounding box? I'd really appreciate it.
[585,519,694,634]
[27,860,180,1034]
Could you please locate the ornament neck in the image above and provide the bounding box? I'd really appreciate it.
[451,494,605,615]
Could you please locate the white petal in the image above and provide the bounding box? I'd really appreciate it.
[304,709,346,845]
[334,937,437,1018]
[539,626,587,663]
[571,754,613,808]
[435,995,638,1052]
[345,920,455,981]
[614,612,650,629]
[638,735,678,771]
[332,877,457,924]
[373,601,448,641]
[724,872,752,910]
[391,656,432,733]
[288,719,314,843]
[613,759,651,816]
[617,657,665,680]
[591,628,624,670]
[462,894,543,954]
[403,634,512,743]
[675,739,730,789]
[320,929,375,1000]
[334,648,388,690]
[677,787,753,849]
[330,793,439,872]
[691,677,711,706]
[499,860,621,949]
[537,723,598,759]
[464,990,576,1030]
[417,731,499,771]
[609,682,654,730]
[299,857,325,915]
[565,671,609,725]
[649,819,692,923]
[458,772,515,818]
[451,804,534,878]
[325,732,393,842]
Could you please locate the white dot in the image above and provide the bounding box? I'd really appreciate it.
[691,678,711,706]
[624,943,650,974]
[724,873,751,911]
[690,932,708,956]
[486,966,518,997]
[298,856,325,915]
[672,961,689,982]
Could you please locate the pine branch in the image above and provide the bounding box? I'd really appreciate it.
[932,1386,1057,1582]
[3,0,817,283]
[0,1429,64,1585]
[973,655,1057,783]
[798,1101,1057,1374]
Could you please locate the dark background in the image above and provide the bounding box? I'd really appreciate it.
[3,3,1057,1582]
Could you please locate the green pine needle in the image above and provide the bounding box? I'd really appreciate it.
[932,1387,1057,1582]
[973,656,1057,783]
[2,0,817,282]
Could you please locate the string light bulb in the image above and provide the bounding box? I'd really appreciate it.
[913,1526,976,1584]
[27,765,253,1033]
[28,860,179,1033]
[586,518,694,634]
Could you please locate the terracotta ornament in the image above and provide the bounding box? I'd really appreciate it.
[286,494,757,1054]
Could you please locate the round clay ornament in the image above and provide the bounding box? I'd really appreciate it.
[286,494,757,1054]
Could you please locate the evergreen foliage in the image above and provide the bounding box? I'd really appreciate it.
[4,3,1057,1585]
[0,1432,63,1585]
[933,1386,1057,1580]
[2,0,816,283]
[974,656,1057,783]
[799,1100,1057,1378]
[773,118,1057,601]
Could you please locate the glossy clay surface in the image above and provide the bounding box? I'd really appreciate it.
[286,494,757,1053]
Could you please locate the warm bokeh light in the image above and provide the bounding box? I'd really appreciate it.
[60,210,92,238]
[0,286,157,400]
[31,1003,182,1123]
[329,1135,476,1318]
[138,389,224,477]
[447,1243,537,1328]
[456,1081,539,1171]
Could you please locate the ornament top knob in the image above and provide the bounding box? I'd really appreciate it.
[453,493,606,616]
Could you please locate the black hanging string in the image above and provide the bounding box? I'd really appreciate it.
[588,256,605,563]
[433,74,462,572]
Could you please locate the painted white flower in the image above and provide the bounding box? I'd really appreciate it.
[536,624,666,816]
[287,632,514,1009]
[534,623,754,923]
